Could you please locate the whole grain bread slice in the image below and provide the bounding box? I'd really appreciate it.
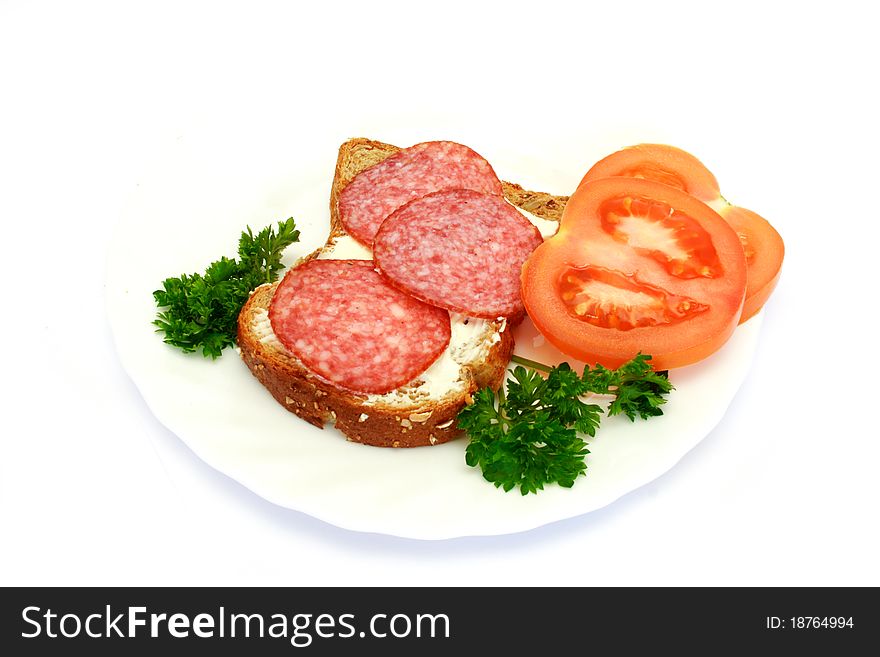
[237,138,569,447]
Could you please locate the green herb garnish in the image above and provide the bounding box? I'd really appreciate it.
[459,353,673,495]
[153,218,300,358]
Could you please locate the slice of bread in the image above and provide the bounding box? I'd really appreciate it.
[237,138,569,447]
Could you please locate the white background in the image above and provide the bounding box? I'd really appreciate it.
[2,0,878,586]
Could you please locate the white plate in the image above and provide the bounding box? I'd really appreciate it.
[106,119,762,539]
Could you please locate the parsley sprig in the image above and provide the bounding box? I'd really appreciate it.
[459,353,673,495]
[153,218,300,358]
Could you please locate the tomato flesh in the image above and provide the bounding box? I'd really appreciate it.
[600,195,722,279]
[579,144,783,322]
[619,163,691,192]
[521,178,747,370]
[558,265,708,330]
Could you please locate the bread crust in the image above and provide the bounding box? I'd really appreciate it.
[238,283,513,447]
[237,138,568,447]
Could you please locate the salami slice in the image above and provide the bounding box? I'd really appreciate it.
[269,259,451,394]
[338,141,503,246]
[374,189,544,319]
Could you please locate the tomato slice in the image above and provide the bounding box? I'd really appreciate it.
[715,205,784,322]
[521,177,747,370]
[578,144,784,323]
[580,144,722,203]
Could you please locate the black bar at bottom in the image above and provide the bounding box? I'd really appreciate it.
[1,587,874,655]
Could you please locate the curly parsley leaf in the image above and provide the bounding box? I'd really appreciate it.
[588,354,673,420]
[153,218,300,358]
[238,218,302,284]
[459,353,673,494]
[461,383,589,495]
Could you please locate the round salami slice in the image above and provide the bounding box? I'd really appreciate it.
[338,141,503,246]
[269,259,451,394]
[374,189,544,319]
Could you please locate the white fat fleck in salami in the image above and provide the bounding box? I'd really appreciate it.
[269,259,451,394]
[337,141,503,246]
[374,189,544,319]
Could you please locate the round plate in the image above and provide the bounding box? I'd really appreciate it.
[106,120,761,539]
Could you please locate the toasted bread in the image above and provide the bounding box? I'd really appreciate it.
[237,138,568,447]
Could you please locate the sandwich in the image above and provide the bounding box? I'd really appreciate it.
[237,138,567,447]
